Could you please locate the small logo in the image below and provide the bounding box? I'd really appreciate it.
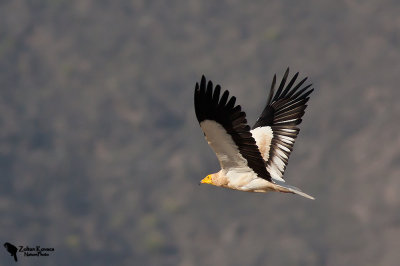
[3,242,55,262]
[3,242,18,262]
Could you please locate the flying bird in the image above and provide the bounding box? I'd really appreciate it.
[194,69,315,199]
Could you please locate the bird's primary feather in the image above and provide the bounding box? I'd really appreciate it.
[253,68,314,182]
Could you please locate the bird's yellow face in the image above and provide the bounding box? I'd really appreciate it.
[200,174,214,185]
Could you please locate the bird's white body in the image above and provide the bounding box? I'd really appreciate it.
[201,120,314,199]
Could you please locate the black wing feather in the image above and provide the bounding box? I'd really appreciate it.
[195,75,271,182]
[253,68,314,181]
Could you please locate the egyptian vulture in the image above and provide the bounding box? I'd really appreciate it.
[195,69,314,199]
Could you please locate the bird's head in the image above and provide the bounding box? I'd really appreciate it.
[200,174,215,185]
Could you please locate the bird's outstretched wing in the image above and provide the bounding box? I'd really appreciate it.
[195,76,271,182]
[252,68,314,182]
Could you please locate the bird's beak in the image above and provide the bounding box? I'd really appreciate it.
[200,175,213,185]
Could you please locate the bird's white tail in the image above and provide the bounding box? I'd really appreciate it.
[274,180,315,200]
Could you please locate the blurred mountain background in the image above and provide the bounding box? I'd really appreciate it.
[1,0,400,265]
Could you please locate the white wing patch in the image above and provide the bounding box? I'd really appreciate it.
[250,127,273,161]
[251,126,293,183]
[200,120,249,170]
